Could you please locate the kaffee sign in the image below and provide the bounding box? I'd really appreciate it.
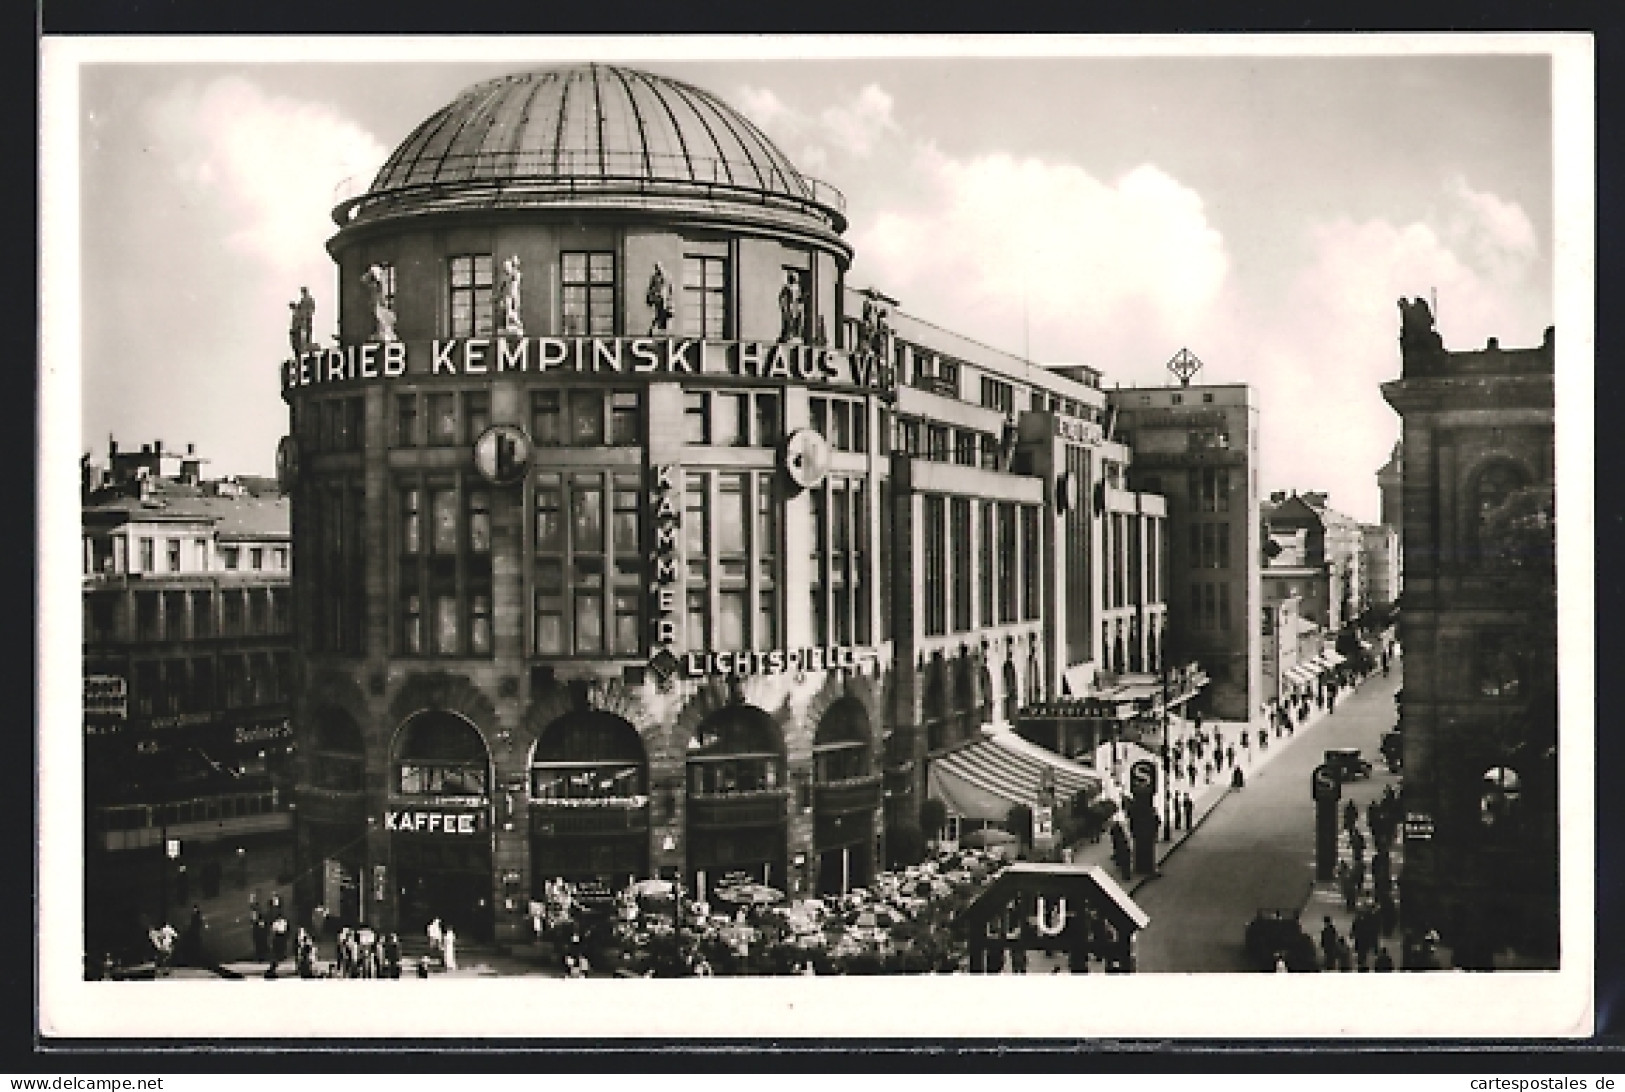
[385,808,486,835]
[283,337,896,398]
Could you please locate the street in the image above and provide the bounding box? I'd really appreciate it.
[1133,668,1402,972]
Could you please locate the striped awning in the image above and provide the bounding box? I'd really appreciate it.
[928,730,1103,822]
[1283,664,1316,686]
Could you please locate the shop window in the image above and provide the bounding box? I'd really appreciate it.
[814,699,871,785]
[682,254,729,340]
[449,254,494,338]
[531,710,648,802]
[395,711,489,797]
[561,251,615,337]
[687,705,783,796]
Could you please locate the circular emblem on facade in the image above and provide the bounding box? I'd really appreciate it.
[474,425,531,486]
[781,428,832,491]
[275,435,300,491]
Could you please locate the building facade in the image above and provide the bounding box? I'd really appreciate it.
[82,457,294,955]
[1106,383,1261,722]
[1381,308,1557,967]
[281,65,1168,946]
[1360,521,1400,615]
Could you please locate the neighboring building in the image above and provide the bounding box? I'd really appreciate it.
[1360,521,1400,614]
[1377,439,1404,530]
[1260,590,1305,707]
[81,448,293,957]
[1262,490,1365,631]
[280,65,1171,946]
[1382,307,1557,968]
[1106,383,1262,722]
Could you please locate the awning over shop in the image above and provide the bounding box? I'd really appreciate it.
[928,728,1104,822]
[1283,664,1316,686]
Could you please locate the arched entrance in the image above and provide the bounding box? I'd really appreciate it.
[813,697,879,897]
[529,709,650,890]
[390,710,494,942]
[685,704,787,901]
[305,707,368,929]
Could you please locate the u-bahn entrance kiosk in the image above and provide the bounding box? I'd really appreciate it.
[956,862,1150,973]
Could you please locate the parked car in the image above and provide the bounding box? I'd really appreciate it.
[1324,747,1374,782]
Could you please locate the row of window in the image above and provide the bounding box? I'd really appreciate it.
[921,497,1041,638]
[1103,513,1164,611]
[375,251,739,341]
[127,650,292,716]
[87,587,291,645]
[894,416,1004,471]
[297,397,365,454]
[88,536,287,577]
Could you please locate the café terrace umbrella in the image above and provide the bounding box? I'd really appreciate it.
[961,827,1019,849]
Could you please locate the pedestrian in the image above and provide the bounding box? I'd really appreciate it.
[1328,691,1337,714]
[1203,761,1213,785]
[1351,857,1367,898]
[1182,792,1194,830]
[417,955,431,978]
[1110,822,1132,881]
[150,921,176,976]
[443,925,458,972]
[1187,761,1197,785]
[251,911,269,962]
[270,912,289,964]
[1319,916,1340,970]
[1225,745,1236,770]
[185,905,206,967]
[1342,798,1359,835]
[1374,945,1395,972]
[383,932,401,978]
[1350,827,1367,866]
[426,916,443,959]
[1230,765,1245,789]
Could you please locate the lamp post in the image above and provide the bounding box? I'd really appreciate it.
[1161,665,1172,841]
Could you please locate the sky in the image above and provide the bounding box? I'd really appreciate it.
[68,40,1563,524]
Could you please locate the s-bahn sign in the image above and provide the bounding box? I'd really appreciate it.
[282,337,897,398]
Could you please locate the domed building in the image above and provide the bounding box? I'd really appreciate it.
[281,64,1172,947]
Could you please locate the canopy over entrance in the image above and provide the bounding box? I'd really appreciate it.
[927,728,1102,822]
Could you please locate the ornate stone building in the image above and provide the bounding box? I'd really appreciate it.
[281,65,1166,946]
[1381,301,1557,967]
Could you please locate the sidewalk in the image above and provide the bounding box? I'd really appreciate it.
[1060,680,1366,897]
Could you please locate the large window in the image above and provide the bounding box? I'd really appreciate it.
[980,376,1015,414]
[922,495,947,637]
[532,470,641,657]
[979,502,995,628]
[687,706,783,796]
[449,254,494,338]
[809,395,868,453]
[683,254,729,340]
[686,472,780,652]
[950,497,972,632]
[530,388,643,447]
[395,711,489,798]
[808,476,866,647]
[309,482,366,655]
[997,504,1017,623]
[396,475,491,658]
[1189,467,1231,514]
[1021,505,1041,621]
[531,711,648,802]
[561,251,615,337]
[684,390,781,448]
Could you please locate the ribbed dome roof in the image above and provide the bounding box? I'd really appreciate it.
[336,64,846,234]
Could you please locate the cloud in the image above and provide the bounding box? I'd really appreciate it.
[1246,179,1550,522]
[736,82,899,167]
[851,147,1230,371]
[145,76,388,278]
[817,84,899,157]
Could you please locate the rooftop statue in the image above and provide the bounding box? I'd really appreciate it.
[495,255,523,336]
[646,262,674,335]
[288,287,315,357]
[1398,296,1443,354]
[361,266,398,343]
